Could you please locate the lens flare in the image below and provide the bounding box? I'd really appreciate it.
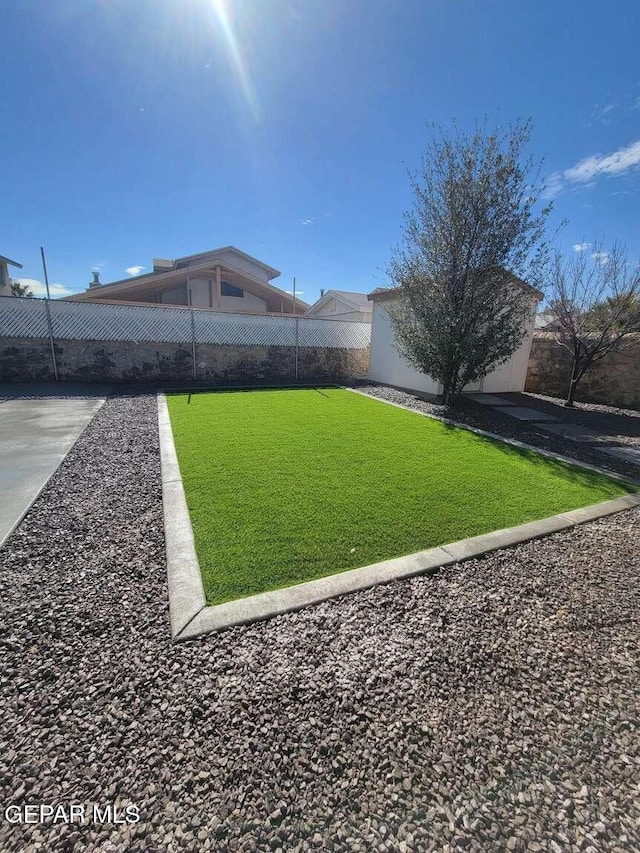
[211,0,260,121]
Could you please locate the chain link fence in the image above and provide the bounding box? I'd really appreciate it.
[0,296,371,381]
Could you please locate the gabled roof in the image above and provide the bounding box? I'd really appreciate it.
[88,246,281,292]
[174,246,281,280]
[306,289,373,316]
[0,255,22,269]
[64,248,309,312]
[329,290,372,309]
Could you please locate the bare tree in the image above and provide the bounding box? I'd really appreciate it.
[388,119,551,406]
[547,242,640,407]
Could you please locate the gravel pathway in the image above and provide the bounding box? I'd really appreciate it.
[355,384,640,482]
[520,392,640,451]
[1,392,639,852]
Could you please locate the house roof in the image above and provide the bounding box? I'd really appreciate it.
[534,311,564,330]
[306,289,373,316]
[368,271,543,303]
[86,246,281,292]
[330,290,372,309]
[368,287,398,303]
[0,255,23,269]
[174,246,281,280]
[64,248,309,312]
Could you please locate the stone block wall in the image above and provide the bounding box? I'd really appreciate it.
[525,332,640,410]
[0,337,370,386]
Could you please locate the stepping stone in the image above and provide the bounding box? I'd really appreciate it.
[498,406,558,422]
[464,394,515,406]
[541,423,605,443]
[598,446,640,466]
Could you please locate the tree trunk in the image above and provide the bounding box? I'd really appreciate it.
[442,387,455,407]
[564,358,581,408]
[441,366,461,407]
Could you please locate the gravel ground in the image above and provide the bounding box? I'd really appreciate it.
[518,392,640,450]
[1,392,639,852]
[355,384,640,483]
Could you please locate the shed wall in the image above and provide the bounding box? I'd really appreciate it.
[369,298,537,396]
[368,302,440,395]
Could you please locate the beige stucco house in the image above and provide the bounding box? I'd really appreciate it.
[66,246,309,315]
[0,254,23,297]
[305,289,372,323]
[368,279,542,396]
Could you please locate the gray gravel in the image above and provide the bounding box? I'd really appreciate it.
[522,392,640,450]
[355,383,640,482]
[1,392,639,852]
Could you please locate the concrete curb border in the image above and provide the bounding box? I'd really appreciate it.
[158,392,640,642]
[158,395,206,638]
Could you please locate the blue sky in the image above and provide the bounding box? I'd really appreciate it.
[1,0,639,303]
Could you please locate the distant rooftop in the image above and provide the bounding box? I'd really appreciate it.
[0,255,22,269]
[329,290,371,308]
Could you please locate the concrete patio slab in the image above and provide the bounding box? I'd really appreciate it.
[0,382,109,547]
[541,423,606,443]
[499,406,558,422]
[464,394,516,407]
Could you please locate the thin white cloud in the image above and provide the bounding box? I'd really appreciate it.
[125,265,146,276]
[285,290,305,295]
[15,278,73,298]
[564,140,640,183]
[592,251,609,265]
[541,172,563,200]
[543,139,640,198]
[573,242,591,252]
[300,219,313,226]
[588,101,618,126]
[586,91,640,126]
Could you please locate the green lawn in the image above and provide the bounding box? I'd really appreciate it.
[166,388,633,605]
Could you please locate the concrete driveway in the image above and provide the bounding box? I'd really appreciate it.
[0,382,110,547]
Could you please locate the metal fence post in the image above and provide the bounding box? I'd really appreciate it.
[190,308,197,381]
[294,317,299,381]
[43,298,59,381]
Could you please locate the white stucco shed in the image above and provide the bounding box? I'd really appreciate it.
[367,283,541,397]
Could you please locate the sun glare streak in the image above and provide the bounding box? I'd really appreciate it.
[211,0,260,121]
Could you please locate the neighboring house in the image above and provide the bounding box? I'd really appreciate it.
[305,289,372,323]
[534,311,562,331]
[368,279,543,396]
[0,254,23,297]
[65,246,310,315]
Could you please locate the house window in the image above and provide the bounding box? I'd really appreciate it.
[0,266,5,288]
[221,281,243,298]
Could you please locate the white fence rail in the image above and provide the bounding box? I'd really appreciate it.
[0,296,371,350]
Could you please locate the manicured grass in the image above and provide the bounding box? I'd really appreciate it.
[166,388,633,605]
